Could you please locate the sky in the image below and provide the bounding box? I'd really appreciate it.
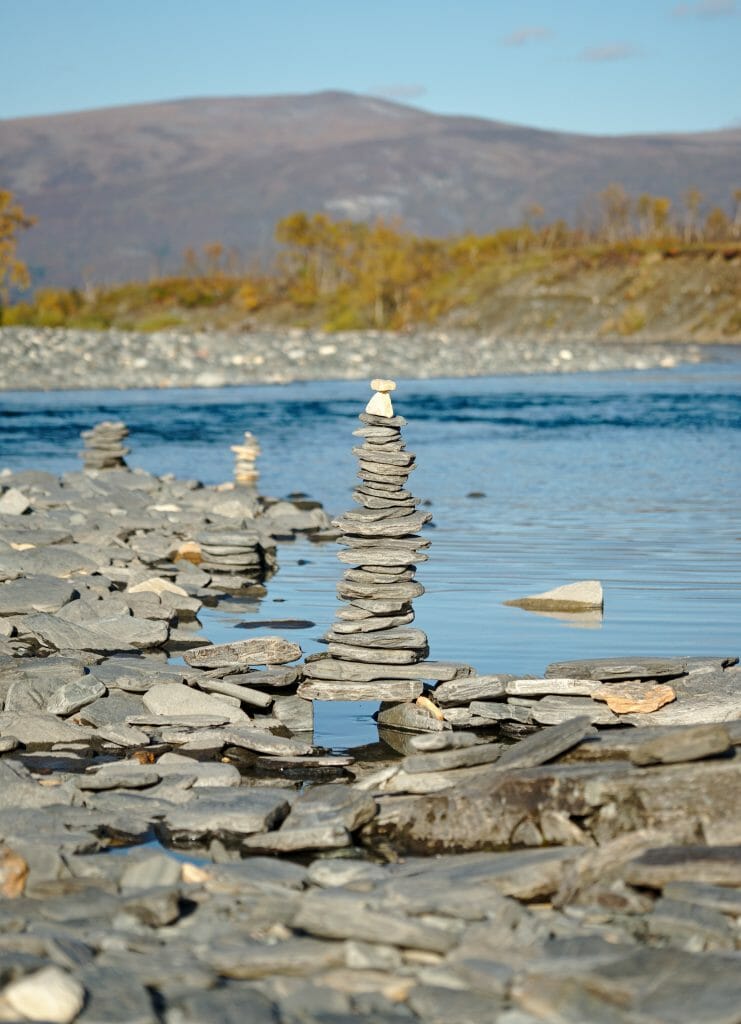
[1,0,740,135]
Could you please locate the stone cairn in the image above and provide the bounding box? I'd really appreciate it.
[79,420,130,470]
[300,379,434,704]
[231,431,260,487]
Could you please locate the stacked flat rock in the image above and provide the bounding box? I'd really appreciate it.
[301,379,432,702]
[231,430,260,486]
[197,527,277,584]
[79,420,130,470]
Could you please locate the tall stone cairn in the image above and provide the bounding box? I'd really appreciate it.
[300,379,433,702]
[231,431,260,487]
[79,420,130,470]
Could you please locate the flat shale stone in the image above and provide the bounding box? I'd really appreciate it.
[203,935,346,979]
[46,678,107,716]
[495,717,595,770]
[302,658,470,683]
[402,742,504,774]
[142,682,248,724]
[325,642,420,664]
[630,723,733,765]
[433,674,512,706]
[223,724,312,756]
[623,845,741,888]
[545,656,690,681]
[298,679,424,702]
[183,636,301,668]
[240,823,351,853]
[161,789,291,843]
[0,576,78,616]
[324,626,428,649]
[291,890,456,953]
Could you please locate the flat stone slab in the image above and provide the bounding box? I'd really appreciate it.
[302,657,472,683]
[494,716,595,770]
[161,789,291,843]
[0,576,78,616]
[183,636,301,668]
[142,682,249,723]
[240,824,351,853]
[433,674,513,706]
[298,679,424,702]
[337,579,424,600]
[223,725,313,756]
[545,656,690,681]
[629,724,733,765]
[325,642,422,664]
[623,845,741,888]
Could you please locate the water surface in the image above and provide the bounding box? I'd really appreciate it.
[2,356,740,746]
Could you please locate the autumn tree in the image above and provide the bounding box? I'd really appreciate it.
[703,207,730,242]
[0,189,35,313]
[599,183,631,242]
[683,187,704,243]
[731,188,741,240]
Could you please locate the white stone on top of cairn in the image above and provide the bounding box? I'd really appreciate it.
[365,379,396,418]
[231,431,261,486]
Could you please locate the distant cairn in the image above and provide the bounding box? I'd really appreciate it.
[79,420,130,471]
[231,431,260,487]
[300,379,433,703]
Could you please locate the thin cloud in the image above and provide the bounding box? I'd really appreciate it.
[369,84,427,101]
[502,26,553,47]
[580,42,640,62]
[673,0,736,16]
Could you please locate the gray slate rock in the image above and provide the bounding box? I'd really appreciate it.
[142,682,248,723]
[0,576,78,616]
[183,635,301,668]
[545,656,691,681]
[298,679,424,702]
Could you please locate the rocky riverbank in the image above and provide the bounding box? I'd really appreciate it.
[1,405,740,1022]
[0,326,708,392]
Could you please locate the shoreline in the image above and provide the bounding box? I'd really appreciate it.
[2,325,727,393]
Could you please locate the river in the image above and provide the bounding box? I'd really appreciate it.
[2,355,740,746]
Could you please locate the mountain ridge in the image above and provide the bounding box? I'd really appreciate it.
[2,91,739,287]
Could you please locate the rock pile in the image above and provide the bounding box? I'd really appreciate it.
[196,527,277,588]
[231,430,260,486]
[301,379,439,705]
[79,419,130,470]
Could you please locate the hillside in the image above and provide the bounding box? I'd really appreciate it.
[1,91,740,287]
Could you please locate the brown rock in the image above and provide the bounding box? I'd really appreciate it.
[0,845,28,898]
[174,540,202,564]
[593,681,676,714]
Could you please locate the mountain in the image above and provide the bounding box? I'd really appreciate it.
[1,91,740,288]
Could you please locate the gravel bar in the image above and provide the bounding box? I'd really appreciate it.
[1,326,704,391]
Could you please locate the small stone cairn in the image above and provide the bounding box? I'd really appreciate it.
[79,420,130,470]
[300,379,434,703]
[231,431,260,487]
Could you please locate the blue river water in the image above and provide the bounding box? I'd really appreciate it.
[2,353,740,747]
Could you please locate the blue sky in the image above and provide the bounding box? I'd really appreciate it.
[2,0,740,134]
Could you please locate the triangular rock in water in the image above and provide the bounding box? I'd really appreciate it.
[505,580,604,612]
